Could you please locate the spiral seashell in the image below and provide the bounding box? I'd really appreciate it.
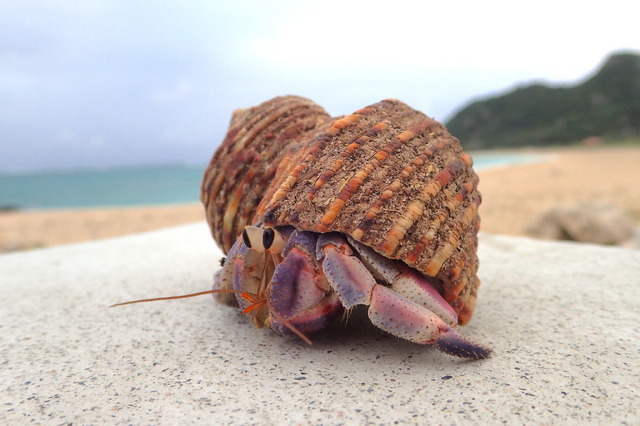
[201,96,482,325]
[201,96,331,252]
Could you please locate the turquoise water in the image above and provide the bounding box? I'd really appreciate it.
[0,165,206,210]
[471,152,543,171]
[0,154,542,210]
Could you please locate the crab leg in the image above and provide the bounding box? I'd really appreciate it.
[347,236,458,326]
[318,234,491,359]
[369,285,492,359]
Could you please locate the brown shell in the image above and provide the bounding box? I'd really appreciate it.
[201,96,331,252]
[201,96,481,325]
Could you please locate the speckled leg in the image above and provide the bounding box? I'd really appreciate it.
[347,236,458,326]
[369,285,492,359]
[320,234,492,360]
[318,234,377,308]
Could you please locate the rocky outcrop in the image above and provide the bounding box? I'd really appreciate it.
[526,201,635,245]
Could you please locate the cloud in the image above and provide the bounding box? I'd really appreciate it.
[54,130,76,143]
[151,80,194,103]
[1,0,639,171]
[88,135,105,148]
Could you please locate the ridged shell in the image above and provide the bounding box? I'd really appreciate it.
[201,96,481,325]
[201,96,331,252]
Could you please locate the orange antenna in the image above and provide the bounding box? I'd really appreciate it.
[109,288,313,345]
[109,288,238,307]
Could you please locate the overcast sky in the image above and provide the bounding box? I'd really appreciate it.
[2,0,639,172]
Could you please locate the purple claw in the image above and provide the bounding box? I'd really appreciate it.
[269,233,344,335]
[269,248,320,318]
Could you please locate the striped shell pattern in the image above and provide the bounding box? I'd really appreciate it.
[201,96,482,325]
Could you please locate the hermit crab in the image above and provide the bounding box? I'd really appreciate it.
[199,96,492,360]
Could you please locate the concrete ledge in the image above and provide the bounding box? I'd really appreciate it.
[1,223,638,423]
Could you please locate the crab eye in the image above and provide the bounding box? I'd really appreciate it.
[242,226,266,252]
[241,229,252,248]
[262,228,275,250]
[241,226,285,254]
[264,227,286,254]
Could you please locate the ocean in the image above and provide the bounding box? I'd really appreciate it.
[0,154,541,210]
[0,165,205,210]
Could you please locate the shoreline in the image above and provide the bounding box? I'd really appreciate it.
[0,203,206,253]
[1,145,639,253]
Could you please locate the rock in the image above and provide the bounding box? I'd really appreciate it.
[526,201,636,245]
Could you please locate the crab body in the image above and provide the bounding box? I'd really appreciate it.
[202,96,492,359]
[215,225,491,359]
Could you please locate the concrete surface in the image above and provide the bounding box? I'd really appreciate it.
[1,222,638,424]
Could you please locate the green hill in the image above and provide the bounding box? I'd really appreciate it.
[446,51,640,149]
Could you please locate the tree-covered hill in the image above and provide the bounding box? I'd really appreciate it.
[446,51,640,149]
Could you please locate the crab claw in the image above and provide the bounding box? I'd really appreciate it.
[268,231,343,335]
[319,234,491,360]
[369,285,492,359]
[346,236,458,326]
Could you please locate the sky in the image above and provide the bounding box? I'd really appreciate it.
[2,0,639,172]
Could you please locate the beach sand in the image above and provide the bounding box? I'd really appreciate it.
[0,204,207,253]
[477,145,640,238]
[1,146,639,253]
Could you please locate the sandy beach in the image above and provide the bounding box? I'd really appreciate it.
[476,145,640,237]
[1,146,639,253]
[0,204,206,253]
